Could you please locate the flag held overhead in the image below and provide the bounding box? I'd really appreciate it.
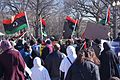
[65,16,78,31]
[40,18,46,27]
[66,16,78,24]
[2,12,28,34]
[40,18,47,37]
[63,16,78,39]
[105,5,111,25]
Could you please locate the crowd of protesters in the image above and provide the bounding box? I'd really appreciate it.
[0,33,120,80]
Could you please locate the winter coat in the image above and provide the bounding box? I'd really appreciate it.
[0,40,25,80]
[59,45,77,79]
[99,42,120,80]
[45,51,66,80]
[0,48,25,80]
[31,57,51,80]
[20,49,33,69]
[65,60,100,80]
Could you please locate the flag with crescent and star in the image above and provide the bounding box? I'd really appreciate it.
[2,12,28,34]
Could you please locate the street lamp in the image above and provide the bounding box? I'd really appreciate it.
[112,0,120,39]
[112,1,120,6]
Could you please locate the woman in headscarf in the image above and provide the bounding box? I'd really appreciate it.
[31,57,51,80]
[59,45,77,80]
[99,42,120,80]
[0,40,26,80]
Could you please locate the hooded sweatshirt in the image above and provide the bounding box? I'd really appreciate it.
[31,57,51,80]
[0,40,25,80]
[0,40,12,52]
[59,45,77,79]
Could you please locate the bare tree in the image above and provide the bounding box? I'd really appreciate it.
[63,0,109,22]
[0,0,61,37]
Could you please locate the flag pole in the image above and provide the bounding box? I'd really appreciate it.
[40,15,43,40]
[25,11,30,29]
[71,19,78,38]
[80,41,86,50]
[14,31,27,43]
[24,11,31,38]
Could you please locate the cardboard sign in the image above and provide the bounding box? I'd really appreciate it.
[84,22,109,40]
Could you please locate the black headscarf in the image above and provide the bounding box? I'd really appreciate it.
[100,42,120,80]
[103,42,111,51]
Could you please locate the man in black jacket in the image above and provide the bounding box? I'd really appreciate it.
[45,43,66,80]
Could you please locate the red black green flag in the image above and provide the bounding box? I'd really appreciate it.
[3,12,28,34]
[105,5,111,25]
[40,18,46,27]
[66,16,78,30]
[40,18,47,37]
[63,16,78,39]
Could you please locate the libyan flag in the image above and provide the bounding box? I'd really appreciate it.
[99,5,111,26]
[40,18,47,37]
[3,12,28,34]
[63,16,78,39]
[66,16,78,30]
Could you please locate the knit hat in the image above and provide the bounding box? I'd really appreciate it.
[0,40,12,51]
